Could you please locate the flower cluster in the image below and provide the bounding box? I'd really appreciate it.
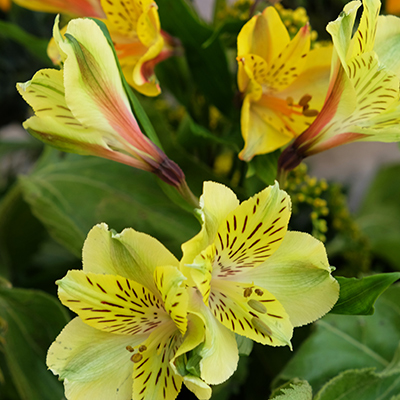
[48,181,339,400]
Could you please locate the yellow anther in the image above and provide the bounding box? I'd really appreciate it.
[131,353,143,363]
[243,287,253,298]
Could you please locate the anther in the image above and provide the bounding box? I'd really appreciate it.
[251,318,273,336]
[303,109,319,117]
[139,345,147,352]
[243,287,253,298]
[248,299,267,314]
[126,345,134,352]
[131,353,143,363]
[286,96,294,106]
[255,289,264,296]
[299,94,312,107]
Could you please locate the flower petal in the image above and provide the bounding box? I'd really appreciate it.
[239,96,294,160]
[326,1,361,66]
[181,182,239,275]
[209,279,292,347]
[212,182,291,277]
[58,270,170,336]
[82,223,179,295]
[131,324,183,400]
[374,15,400,77]
[241,231,339,327]
[187,291,239,385]
[237,7,290,67]
[154,265,189,335]
[13,0,105,17]
[47,317,141,400]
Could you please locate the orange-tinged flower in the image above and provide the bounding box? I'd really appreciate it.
[17,18,186,190]
[386,0,400,14]
[236,6,332,161]
[15,0,174,96]
[278,0,400,174]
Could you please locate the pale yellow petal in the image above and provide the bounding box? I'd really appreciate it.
[241,231,339,327]
[210,279,293,347]
[82,223,179,295]
[47,317,142,400]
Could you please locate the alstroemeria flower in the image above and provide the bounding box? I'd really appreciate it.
[15,0,174,96]
[17,18,186,190]
[47,223,212,400]
[179,181,339,385]
[278,0,400,172]
[237,6,332,160]
[100,0,175,96]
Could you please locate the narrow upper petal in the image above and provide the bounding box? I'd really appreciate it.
[82,223,179,295]
[240,231,339,327]
[154,265,189,335]
[326,1,361,66]
[47,317,141,400]
[181,182,239,276]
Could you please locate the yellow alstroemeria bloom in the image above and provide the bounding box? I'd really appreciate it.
[15,0,173,96]
[47,223,212,400]
[17,18,187,192]
[279,0,400,173]
[180,181,339,385]
[237,6,332,161]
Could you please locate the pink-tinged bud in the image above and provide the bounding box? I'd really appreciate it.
[17,18,189,197]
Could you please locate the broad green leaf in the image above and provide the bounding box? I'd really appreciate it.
[0,285,69,400]
[250,151,280,186]
[314,367,400,400]
[0,184,46,281]
[357,164,400,270]
[157,0,234,116]
[19,149,199,257]
[270,379,313,400]
[275,285,400,392]
[331,273,400,315]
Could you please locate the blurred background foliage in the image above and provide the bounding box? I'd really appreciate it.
[1,0,400,399]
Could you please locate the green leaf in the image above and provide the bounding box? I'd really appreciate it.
[0,20,50,65]
[157,0,234,116]
[19,149,199,257]
[270,379,313,400]
[0,286,69,400]
[357,164,400,270]
[249,151,280,186]
[331,273,400,315]
[275,285,400,392]
[314,367,400,400]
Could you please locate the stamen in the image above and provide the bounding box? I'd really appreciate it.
[255,289,264,296]
[251,318,272,336]
[248,299,267,314]
[243,287,253,298]
[139,345,147,352]
[299,94,312,107]
[126,345,134,352]
[131,353,143,363]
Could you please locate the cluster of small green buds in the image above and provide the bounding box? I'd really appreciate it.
[274,3,318,42]
[285,163,329,241]
[286,163,371,274]
[215,0,254,22]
